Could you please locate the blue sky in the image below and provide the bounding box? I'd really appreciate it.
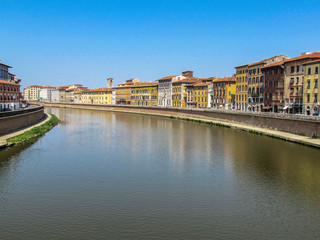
[1,0,320,89]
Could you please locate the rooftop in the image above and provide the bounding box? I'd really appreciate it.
[284,52,320,63]
[0,80,19,86]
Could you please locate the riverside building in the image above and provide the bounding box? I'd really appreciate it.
[212,76,236,110]
[262,60,286,112]
[235,64,248,111]
[82,88,113,105]
[113,78,141,105]
[157,71,195,107]
[130,82,158,106]
[0,61,21,111]
[284,52,320,114]
[303,60,320,115]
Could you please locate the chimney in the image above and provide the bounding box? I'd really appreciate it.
[301,52,311,56]
[107,78,114,88]
[182,70,193,78]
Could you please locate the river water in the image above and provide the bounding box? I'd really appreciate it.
[0,108,320,239]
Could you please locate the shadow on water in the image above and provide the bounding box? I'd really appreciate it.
[0,136,44,170]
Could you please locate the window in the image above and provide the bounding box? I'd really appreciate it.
[307,79,311,89]
[297,66,300,72]
[315,94,318,103]
[308,68,311,75]
[291,66,294,73]
[315,79,318,88]
[307,94,310,103]
[296,77,299,84]
[315,67,319,74]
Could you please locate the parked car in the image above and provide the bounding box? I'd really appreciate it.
[313,113,319,116]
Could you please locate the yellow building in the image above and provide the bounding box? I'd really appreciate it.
[172,78,200,107]
[131,82,158,106]
[303,60,320,115]
[193,82,210,108]
[113,78,141,105]
[235,64,248,111]
[82,88,113,105]
[212,76,236,110]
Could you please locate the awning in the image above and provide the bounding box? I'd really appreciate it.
[263,107,272,110]
[283,106,289,110]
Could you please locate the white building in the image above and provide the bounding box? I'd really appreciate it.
[157,71,195,107]
[39,87,58,102]
[24,85,42,101]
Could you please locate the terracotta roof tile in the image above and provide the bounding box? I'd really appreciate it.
[83,88,112,93]
[130,81,158,88]
[303,59,320,65]
[157,75,179,81]
[261,60,286,69]
[0,80,19,86]
[213,76,236,83]
[284,52,320,63]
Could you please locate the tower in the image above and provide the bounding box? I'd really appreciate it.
[107,78,114,88]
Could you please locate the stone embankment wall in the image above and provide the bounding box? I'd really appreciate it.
[42,103,320,138]
[0,106,45,136]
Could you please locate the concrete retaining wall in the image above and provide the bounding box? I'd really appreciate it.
[43,103,320,138]
[0,106,45,136]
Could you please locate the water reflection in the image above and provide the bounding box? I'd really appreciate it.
[0,107,319,239]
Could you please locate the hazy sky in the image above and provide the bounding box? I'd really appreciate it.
[1,0,320,89]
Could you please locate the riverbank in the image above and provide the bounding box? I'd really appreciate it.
[0,113,58,149]
[44,103,320,149]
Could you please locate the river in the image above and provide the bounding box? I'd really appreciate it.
[0,107,320,239]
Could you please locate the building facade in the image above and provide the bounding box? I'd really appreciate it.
[24,85,42,101]
[284,52,320,114]
[82,88,113,105]
[193,82,210,108]
[0,80,21,111]
[247,55,287,112]
[39,87,59,102]
[131,82,158,106]
[235,64,248,111]
[157,71,194,107]
[114,78,141,105]
[212,76,236,110]
[0,61,11,81]
[172,78,200,107]
[262,61,286,112]
[303,60,320,115]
